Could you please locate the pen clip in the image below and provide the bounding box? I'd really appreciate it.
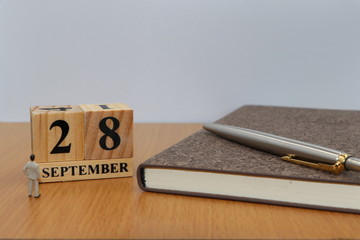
[281,154,348,174]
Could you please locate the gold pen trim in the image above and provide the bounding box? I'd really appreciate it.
[281,153,349,174]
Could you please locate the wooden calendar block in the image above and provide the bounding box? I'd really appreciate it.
[31,105,84,163]
[80,103,133,160]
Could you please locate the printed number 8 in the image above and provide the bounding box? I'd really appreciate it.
[99,117,121,150]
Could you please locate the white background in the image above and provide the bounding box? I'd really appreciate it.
[1,0,360,122]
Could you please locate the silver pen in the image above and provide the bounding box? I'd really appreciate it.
[203,123,360,174]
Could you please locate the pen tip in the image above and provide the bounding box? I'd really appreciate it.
[202,123,213,130]
[203,123,220,133]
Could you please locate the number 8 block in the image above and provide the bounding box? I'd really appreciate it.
[30,105,85,162]
[80,103,133,160]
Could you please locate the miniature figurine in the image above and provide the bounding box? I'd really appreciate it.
[23,154,41,198]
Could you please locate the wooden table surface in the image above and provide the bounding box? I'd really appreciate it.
[1,122,360,239]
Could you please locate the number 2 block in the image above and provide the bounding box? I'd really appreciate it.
[30,105,85,162]
[80,103,133,160]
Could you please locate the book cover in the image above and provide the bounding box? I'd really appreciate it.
[137,105,360,213]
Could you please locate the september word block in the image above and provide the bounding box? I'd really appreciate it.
[80,103,133,160]
[30,105,84,162]
[39,158,132,183]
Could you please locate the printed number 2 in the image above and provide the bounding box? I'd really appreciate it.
[50,120,71,154]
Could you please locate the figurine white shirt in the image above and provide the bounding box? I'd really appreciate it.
[23,161,41,180]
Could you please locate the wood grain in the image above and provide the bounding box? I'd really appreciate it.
[80,103,133,160]
[31,105,84,162]
[1,122,360,239]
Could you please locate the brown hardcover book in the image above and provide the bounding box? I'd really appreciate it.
[137,106,360,213]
